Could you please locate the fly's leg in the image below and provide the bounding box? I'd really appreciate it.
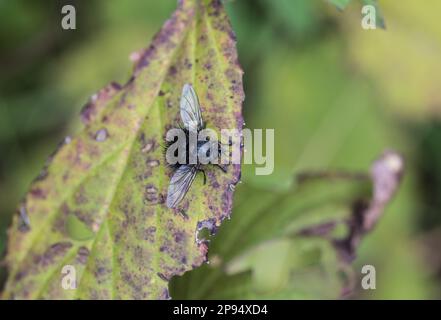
[216,164,227,173]
[214,143,228,173]
[218,140,233,164]
[179,209,188,220]
[219,138,233,150]
[198,168,207,185]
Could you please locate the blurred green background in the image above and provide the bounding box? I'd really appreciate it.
[1,0,440,299]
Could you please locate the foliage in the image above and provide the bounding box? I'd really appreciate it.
[2,0,243,299]
[171,152,403,298]
[0,0,440,300]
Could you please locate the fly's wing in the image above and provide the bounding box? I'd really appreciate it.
[166,165,198,208]
[180,84,204,131]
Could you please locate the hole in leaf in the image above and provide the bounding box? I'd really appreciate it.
[66,214,95,241]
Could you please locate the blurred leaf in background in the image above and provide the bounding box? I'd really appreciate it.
[171,174,370,299]
[170,152,403,299]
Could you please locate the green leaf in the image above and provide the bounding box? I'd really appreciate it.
[2,0,244,299]
[171,152,404,298]
[326,0,352,10]
[66,215,95,241]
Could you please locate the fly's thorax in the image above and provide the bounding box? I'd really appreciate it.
[197,139,219,164]
[165,127,225,166]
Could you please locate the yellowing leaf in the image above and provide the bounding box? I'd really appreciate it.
[3,0,244,299]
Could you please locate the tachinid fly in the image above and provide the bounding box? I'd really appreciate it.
[165,84,227,208]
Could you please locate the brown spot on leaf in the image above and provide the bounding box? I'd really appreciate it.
[77,246,90,264]
[81,83,121,124]
[29,187,47,199]
[34,242,73,268]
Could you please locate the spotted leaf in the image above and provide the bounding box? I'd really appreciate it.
[2,0,243,299]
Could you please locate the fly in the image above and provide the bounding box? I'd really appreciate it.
[165,84,227,208]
